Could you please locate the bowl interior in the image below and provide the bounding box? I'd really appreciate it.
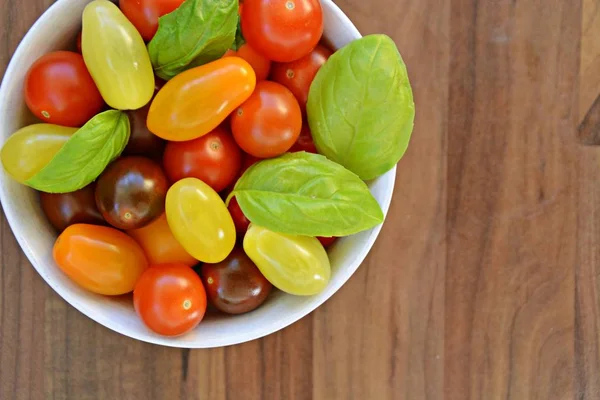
[0,0,396,348]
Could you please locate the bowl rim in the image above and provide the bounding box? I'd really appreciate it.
[0,0,397,348]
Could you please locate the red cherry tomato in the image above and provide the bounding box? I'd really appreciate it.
[317,236,337,247]
[221,152,261,198]
[134,263,207,336]
[241,0,323,62]
[224,43,271,81]
[120,0,185,42]
[228,197,251,235]
[24,51,104,127]
[289,124,317,153]
[270,44,332,113]
[163,126,242,192]
[231,81,302,158]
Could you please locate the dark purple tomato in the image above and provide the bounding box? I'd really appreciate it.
[95,156,168,230]
[40,183,105,232]
[201,247,272,314]
[124,104,165,161]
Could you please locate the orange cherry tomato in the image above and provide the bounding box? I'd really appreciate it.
[128,213,198,267]
[224,43,271,81]
[134,263,207,336]
[147,57,256,142]
[53,224,148,295]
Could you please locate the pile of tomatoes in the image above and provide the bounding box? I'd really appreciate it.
[5,0,342,337]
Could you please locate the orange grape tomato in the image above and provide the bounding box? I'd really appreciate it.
[53,224,148,295]
[147,57,256,142]
[134,263,207,336]
[127,213,198,267]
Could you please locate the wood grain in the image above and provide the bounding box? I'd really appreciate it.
[0,0,598,399]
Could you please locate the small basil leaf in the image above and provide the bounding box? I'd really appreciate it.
[26,110,130,193]
[307,34,415,180]
[148,0,238,80]
[227,152,384,237]
[230,16,245,51]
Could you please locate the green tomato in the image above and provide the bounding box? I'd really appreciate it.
[243,225,331,296]
[1,124,76,183]
[165,177,235,263]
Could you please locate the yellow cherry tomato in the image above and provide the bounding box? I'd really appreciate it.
[1,124,76,183]
[82,0,154,110]
[147,57,256,141]
[165,178,235,263]
[243,225,331,296]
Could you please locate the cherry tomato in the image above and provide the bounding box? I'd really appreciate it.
[231,81,302,158]
[289,125,317,153]
[95,156,168,230]
[128,213,197,267]
[82,0,155,110]
[53,224,148,295]
[224,43,271,81]
[228,197,251,235]
[201,248,272,314]
[1,124,76,184]
[134,263,207,336]
[317,236,337,247]
[120,0,185,42]
[147,57,256,141]
[24,51,104,127]
[163,126,241,192]
[124,103,166,160]
[166,178,236,263]
[241,0,323,62]
[40,183,105,232]
[243,225,330,295]
[270,44,331,113]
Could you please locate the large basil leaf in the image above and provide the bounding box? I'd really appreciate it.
[26,110,130,193]
[307,34,415,181]
[227,152,384,237]
[148,0,238,80]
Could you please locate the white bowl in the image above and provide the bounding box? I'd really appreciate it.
[0,0,396,348]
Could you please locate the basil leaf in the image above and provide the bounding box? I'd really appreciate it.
[307,34,415,180]
[148,0,238,80]
[227,152,384,237]
[26,110,130,193]
[231,16,245,51]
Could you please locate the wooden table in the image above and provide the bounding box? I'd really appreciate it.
[1,0,599,399]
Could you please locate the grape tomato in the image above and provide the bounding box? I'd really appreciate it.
[134,263,207,336]
[40,183,105,232]
[128,213,198,267]
[95,156,168,230]
[1,124,76,184]
[231,81,302,158]
[163,126,241,192]
[165,178,236,263]
[201,247,272,314]
[53,224,148,295]
[243,225,330,295]
[24,51,104,127]
[241,0,323,62]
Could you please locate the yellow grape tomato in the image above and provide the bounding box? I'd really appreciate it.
[1,124,76,183]
[243,225,331,296]
[82,0,154,110]
[165,178,235,263]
